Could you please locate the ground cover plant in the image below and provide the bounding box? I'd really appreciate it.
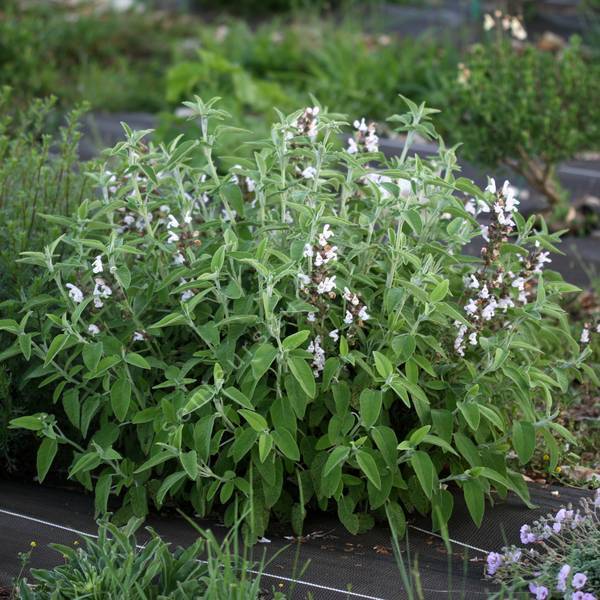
[487,489,600,599]
[15,516,282,599]
[2,96,596,543]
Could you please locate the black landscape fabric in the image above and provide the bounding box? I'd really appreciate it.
[0,480,593,599]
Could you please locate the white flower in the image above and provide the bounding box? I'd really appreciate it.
[307,335,326,375]
[483,13,495,31]
[358,306,370,321]
[329,329,339,343]
[511,276,526,291]
[245,176,256,192]
[581,327,590,344]
[322,245,338,263]
[485,178,496,194]
[123,214,135,226]
[302,166,317,180]
[480,225,489,241]
[481,297,498,321]
[167,230,180,244]
[173,252,185,265]
[354,118,368,132]
[160,204,170,213]
[454,322,467,356]
[132,331,145,342]
[88,324,100,336]
[167,214,179,229]
[317,275,336,295]
[298,273,311,286]
[344,287,360,306]
[468,331,478,346]
[497,296,515,312]
[307,312,316,323]
[318,224,334,247]
[464,299,479,316]
[92,255,104,274]
[303,243,314,258]
[346,138,358,154]
[66,283,84,304]
[365,129,379,153]
[92,278,112,309]
[181,289,195,302]
[344,311,354,324]
[479,284,490,300]
[596,324,600,334]
[183,211,192,225]
[510,17,527,40]
[534,251,552,273]
[467,275,480,290]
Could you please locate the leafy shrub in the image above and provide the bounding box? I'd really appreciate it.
[3,97,594,539]
[0,90,94,474]
[17,516,277,599]
[486,489,600,599]
[443,35,600,216]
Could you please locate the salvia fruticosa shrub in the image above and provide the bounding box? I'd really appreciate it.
[445,16,600,216]
[487,489,600,599]
[3,97,597,540]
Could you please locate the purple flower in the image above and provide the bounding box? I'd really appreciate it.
[505,548,521,563]
[555,508,567,522]
[520,524,536,544]
[572,593,585,600]
[557,564,571,592]
[572,573,587,590]
[582,594,596,600]
[552,521,562,533]
[486,552,503,576]
[528,583,549,600]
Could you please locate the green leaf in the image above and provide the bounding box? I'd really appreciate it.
[36,438,58,483]
[258,432,273,462]
[83,342,103,372]
[512,421,536,465]
[62,388,80,429]
[110,375,131,422]
[373,351,393,379]
[150,312,188,329]
[44,334,68,366]
[272,428,300,461]
[458,402,481,431]
[371,426,398,469]
[251,343,278,381]
[410,451,436,499]
[222,386,254,410]
[239,409,268,432]
[287,356,316,399]
[180,450,198,480]
[324,446,350,477]
[19,334,32,361]
[385,501,406,538]
[124,353,150,370]
[134,450,176,473]
[356,450,381,490]
[282,330,310,350]
[95,473,112,517]
[429,279,449,302]
[9,415,44,431]
[463,479,484,527]
[359,389,382,428]
[156,471,186,506]
[69,451,101,479]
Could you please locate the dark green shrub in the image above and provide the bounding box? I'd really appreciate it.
[443,37,600,217]
[3,97,592,540]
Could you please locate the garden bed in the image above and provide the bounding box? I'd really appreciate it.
[0,479,593,599]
